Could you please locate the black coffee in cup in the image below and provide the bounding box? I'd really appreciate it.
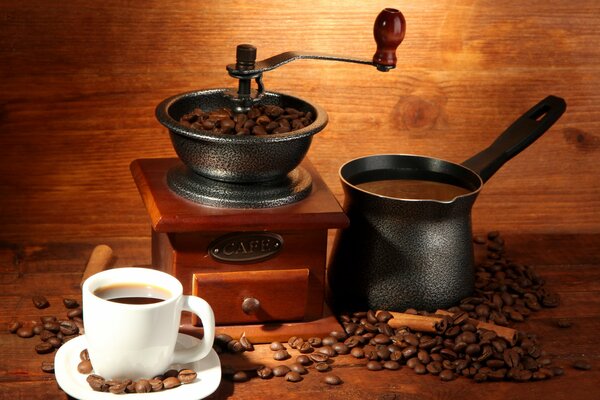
[356,179,471,201]
[94,283,172,305]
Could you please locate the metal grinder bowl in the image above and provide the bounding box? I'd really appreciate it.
[156,89,328,183]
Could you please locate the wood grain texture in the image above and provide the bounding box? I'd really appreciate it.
[1,0,600,399]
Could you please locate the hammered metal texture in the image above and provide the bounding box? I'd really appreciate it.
[167,164,312,208]
[156,89,327,183]
[328,155,483,312]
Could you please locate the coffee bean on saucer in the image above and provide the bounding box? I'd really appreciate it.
[163,377,181,390]
[32,295,49,309]
[135,379,152,393]
[87,374,107,392]
[148,378,163,391]
[80,349,90,361]
[77,360,93,374]
[178,369,197,384]
[108,381,128,394]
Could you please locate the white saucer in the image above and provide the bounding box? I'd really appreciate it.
[55,334,221,400]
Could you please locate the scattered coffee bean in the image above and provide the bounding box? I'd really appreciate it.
[273,349,291,361]
[62,298,80,309]
[256,366,273,379]
[270,341,285,351]
[273,365,291,377]
[366,361,383,371]
[439,369,457,381]
[289,363,308,375]
[16,326,34,338]
[41,361,55,373]
[285,371,303,382]
[296,355,312,365]
[231,371,249,382]
[309,353,329,363]
[59,320,79,336]
[556,319,572,328]
[67,307,83,319]
[323,374,342,385]
[32,295,49,309]
[573,360,592,370]
[314,362,330,372]
[35,342,54,355]
[383,360,401,370]
[8,321,22,334]
[239,334,254,351]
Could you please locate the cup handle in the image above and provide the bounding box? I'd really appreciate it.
[172,296,215,364]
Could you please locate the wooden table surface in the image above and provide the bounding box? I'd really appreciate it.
[1,1,599,399]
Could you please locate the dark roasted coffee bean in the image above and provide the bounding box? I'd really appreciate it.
[406,357,420,369]
[330,330,348,341]
[573,360,592,370]
[291,337,305,349]
[552,366,565,376]
[309,353,329,363]
[16,326,34,338]
[162,377,180,389]
[273,349,291,361]
[8,321,22,333]
[383,360,401,370]
[239,335,254,351]
[39,330,56,341]
[215,333,233,345]
[321,336,337,346]
[317,346,336,357]
[332,342,350,355]
[36,342,54,355]
[344,335,361,348]
[87,374,107,392]
[417,350,431,364]
[59,320,79,336]
[231,371,249,382]
[227,340,243,353]
[43,321,60,333]
[556,318,572,328]
[33,325,43,335]
[63,298,80,309]
[298,342,313,354]
[541,292,560,308]
[148,377,163,391]
[289,363,307,375]
[296,355,311,365]
[366,361,383,371]
[257,366,273,379]
[376,310,393,323]
[32,295,49,309]
[285,371,303,382]
[401,345,418,359]
[473,372,488,382]
[323,374,342,385]
[41,361,55,373]
[273,365,291,377]
[178,369,197,384]
[426,361,443,375]
[351,347,365,359]
[135,379,152,393]
[287,336,299,347]
[307,337,322,347]
[270,341,285,351]
[48,336,62,348]
[373,333,391,345]
[67,307,83,319]
[315,362,330,372]
[439,369,457,381]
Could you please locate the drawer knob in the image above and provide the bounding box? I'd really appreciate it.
[241,297,261,314]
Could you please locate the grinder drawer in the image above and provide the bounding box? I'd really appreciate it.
[193,268,309,325]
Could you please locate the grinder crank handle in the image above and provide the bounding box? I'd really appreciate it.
[227,8,406,78]
[462,95,567,183]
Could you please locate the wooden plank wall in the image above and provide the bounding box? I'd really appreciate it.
[1,0,599,252]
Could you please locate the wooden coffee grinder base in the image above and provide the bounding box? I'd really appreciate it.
[130,158,349,343]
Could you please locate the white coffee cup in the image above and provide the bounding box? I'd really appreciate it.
[82,267,215,380]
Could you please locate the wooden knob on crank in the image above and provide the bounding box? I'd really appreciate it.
[241,297,261,315]
[372,8,406,70]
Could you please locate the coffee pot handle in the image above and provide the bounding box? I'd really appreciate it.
[172,296,215,364]
[462,95,567,182]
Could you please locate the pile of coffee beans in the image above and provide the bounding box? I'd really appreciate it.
[8,295,83,373]
[219,232,591,385]
[78,350,198,394]
[179,105,314,135]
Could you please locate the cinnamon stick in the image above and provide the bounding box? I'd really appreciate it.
[435,309,517,345]
[378,311,448,334]
[80,244,113,287]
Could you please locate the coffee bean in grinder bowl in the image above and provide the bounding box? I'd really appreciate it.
[155,8,405,185]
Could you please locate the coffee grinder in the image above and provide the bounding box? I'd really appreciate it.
[131,8,405,342]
